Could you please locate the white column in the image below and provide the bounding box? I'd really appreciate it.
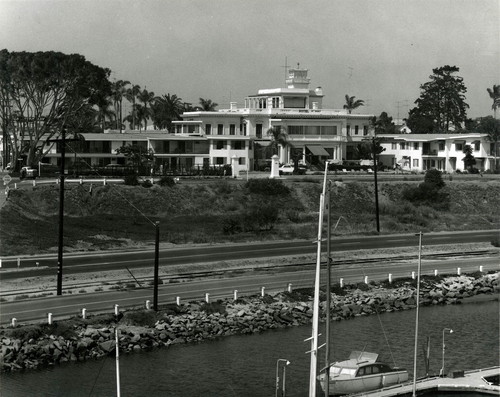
[270,154,280,178]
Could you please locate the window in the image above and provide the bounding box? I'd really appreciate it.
[413,142,419,150]
[354,125,359,135]
[256,124,263,139]
[217,124,223,135]
[232,141,245,150]
[413,159,419,167]
[229,124,236,135]
[205,124,212,135]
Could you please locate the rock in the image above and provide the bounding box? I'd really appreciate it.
[99,340,115,353]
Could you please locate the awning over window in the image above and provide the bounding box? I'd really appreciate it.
[307,145,329,156]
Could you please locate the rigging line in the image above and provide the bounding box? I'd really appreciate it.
[88,346,109,397]
[358,261,397,368]
[62,142,157,226]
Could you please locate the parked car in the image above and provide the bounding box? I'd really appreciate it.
[279,164,294,175]
[279,164,307,175]
[20,166,38,179]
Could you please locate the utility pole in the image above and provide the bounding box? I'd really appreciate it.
[56,128,67,295]
[373,137,380,233]
[47,127,80,295]
[153,221,160,311]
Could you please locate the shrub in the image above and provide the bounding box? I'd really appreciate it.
[221,215,242,234]
[214,180,233,195]
[158,176,176,187]
[200,301,226,315]
[124,174,139,186]
[245,179,291,196]
[242,202,279,231]
[424,169,445,189]
[121,310,157,327]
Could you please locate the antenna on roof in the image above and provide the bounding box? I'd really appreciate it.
[281,56,289,86]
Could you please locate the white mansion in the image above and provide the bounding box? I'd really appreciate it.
[9,67,498,174]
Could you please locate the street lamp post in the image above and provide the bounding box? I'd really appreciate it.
[275,359,290,397]
[440,328,453,377]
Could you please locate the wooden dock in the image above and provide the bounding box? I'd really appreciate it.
[349,366,500,396]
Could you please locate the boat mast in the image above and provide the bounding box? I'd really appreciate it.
[116,328,121,397]
[308,162,329,397]
[324,181,332,397]
[412,232,423,397]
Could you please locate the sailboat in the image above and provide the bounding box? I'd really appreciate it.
[317,351,409,395]
[308,163,409,396]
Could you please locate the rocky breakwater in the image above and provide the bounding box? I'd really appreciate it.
[1,272,498,372]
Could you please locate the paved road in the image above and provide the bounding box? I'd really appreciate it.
[1,230,498,278]
[1,255,498,325]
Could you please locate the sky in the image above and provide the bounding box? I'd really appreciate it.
[1,0,499,120]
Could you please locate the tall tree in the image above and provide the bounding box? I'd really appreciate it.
[125,84,141,130]
[343,95,364,114]
[116,143,154,169]
[266,126,290,157]
[198,98,218,111]
[137,88,155,130]
[487,85,500,119]
[151,93,184,132]
[475,116,500,171]
[462,144,476,172]
[407,65,469,133]
[0,50,111,169]
[111,79,130,132]
[95,96,115,132]
[371,111,396,134]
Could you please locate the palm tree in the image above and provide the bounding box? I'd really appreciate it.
[125,84,141,130]
[198,98,218,111]
[343,95,365,114]
[487,85,500,119]
[264,125,292,162]
[151,93,184,132]
[137,88,155,130]
[111,80,130,132]
[94,97,115,132]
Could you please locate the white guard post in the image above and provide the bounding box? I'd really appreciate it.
[270,155,280,178]
[231,155,239,178]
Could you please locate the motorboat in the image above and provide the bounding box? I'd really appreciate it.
[317,351,409,396]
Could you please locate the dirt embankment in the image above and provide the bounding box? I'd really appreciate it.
[1,178,499,256]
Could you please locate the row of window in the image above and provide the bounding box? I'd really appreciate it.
[346,125,369,136]
[390,142,481,151]
[213,141,250,150]
[205,123,247,136]
[213,157,246,165]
